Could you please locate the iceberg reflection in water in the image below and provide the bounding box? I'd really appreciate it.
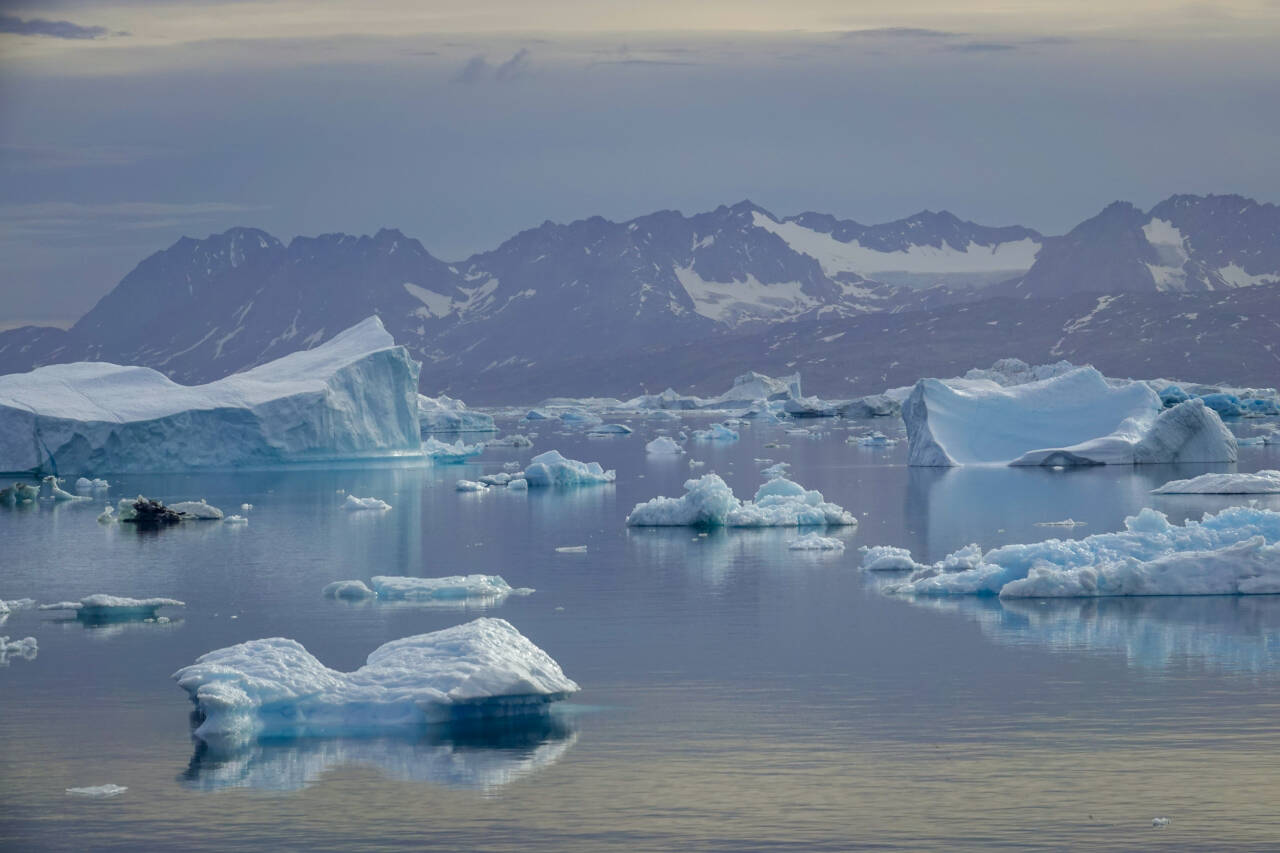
[908,594,1280,674]
[181,712,578,793]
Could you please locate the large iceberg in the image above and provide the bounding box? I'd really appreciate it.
[876,506,1280,598]
[903,366,1236,467]
[0,316,422,473]
[521,451,615,486]
[173,618,579,743]
[417,394,495,434]
[1152,470,1280,494]
[626,474,856,527]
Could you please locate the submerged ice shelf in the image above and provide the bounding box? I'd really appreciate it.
[867,507,1280,598]
[173,618,579,743]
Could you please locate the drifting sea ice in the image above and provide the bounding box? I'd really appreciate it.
[456,480,487,492]
[343,495,391,511]
[172,617,579,743]
[40,595,185,621]
[691,423,739,442]
[325,575,531,604]
[760,462,790,479]
[224,515,248,524]
[321,580,376,600]
[42,476,88,501]
[875,507,1280,598]
[486,434,534,448]
[169,499,225,520]
[788,533,846,551]
[0,598,36,616]
[645,436,684,455]
[423,437,485,464]
[1151,470,1280,494]
[522,451,615,487]
[74,477,110,494]
[858,545,921,571]
[588,424,633,435]
[0,635,37,665]
[416,394,495,433]
[66,784,127,798]
[626,474,855,528]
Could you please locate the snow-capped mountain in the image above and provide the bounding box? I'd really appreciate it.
[1005,194,1280,296]
[0,194,1275,402]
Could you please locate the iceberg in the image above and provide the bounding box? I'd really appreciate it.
[485,434,534,448]
[74,477,110,493]
[66,784,127,798]
[456,479,487,492]
[117,496,182,526]
[324,575,529,605]
[626,474,856,528]
[39,594,185,621]
[858,545,920,571]
[879,506,1280,598]
[41,476,87,501]
[782,396,837,418]
[645,436,684,455]
[0,481,38,505]
[788,533,846,551]
[837,394,901,419]
[343,494,391,511]
[172,617,579,743]
[903,367,1236,467]
[521,451,615,487]
[423,436,485,464]
[0,316,423,473]
[416,394,495,433]
[321,580,376,600]
[691,423,739,442]
[169,499,224,520]
[1151,470,1280,494]
[0,635,37,666]
[588,423,633,435]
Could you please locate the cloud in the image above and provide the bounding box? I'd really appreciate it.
[1,144,160,169]
[589,58,702,68]
[452,49,531,84]
[0,202,267,242]
[840,27,957,39]
[0,14,110,40]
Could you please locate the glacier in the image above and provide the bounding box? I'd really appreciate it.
[172,617,579,744]
[521,451,615,487]
[0,316,423,474]
[875,506,1280,598]
[903,366,1237,466]
[1152,470,1280,494]
[626,474,856,528]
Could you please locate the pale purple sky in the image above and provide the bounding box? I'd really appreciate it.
[2,1,1279,326]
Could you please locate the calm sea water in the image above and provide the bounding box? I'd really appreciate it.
[2,415,1279,851]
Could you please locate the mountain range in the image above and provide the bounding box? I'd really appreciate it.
[1,193,1276,403]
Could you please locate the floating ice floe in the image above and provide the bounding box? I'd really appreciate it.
[521,451,615,487]
[417,393,495,433]
[74,477,110,494]
[42,476,89,501]
[486,434,534,448]
[876,506,1280,598]
[0,482,38,505]
[456,480,487,492]
[1151,470,1280,495]
[169,499,224,520]
[555,546,588,554]
[853,432,896,447]
[645,436,684,455]
[240,503,253,511]
[858,545,921,571]
[423,437,485,464]
[173,617,579,743]
[117,496,182,526]
[66,784,127,798]
[40,595,185,621]
[588,423,632,435]
[507,478,528,490]
[0,598,36,616]
[324,575,531,604]
[0,316,423,473]
[788,533,846,551]
[760,462,789,479]
[1034,519,1087,528]
[1152,817,1172,828]
[97,505,115,523]
[626,474,855,528]
[0,635,37,665]
[224,515,248,524]
[691,423,739,442]
[343,495,391,511]
[903,366,1236,467]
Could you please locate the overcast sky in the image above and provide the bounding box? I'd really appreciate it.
[2,0,1279,326]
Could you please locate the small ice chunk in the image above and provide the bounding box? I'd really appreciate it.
[0,598,36,614]
[322,580,376,600]
[240,503,253,511]
[688,460,705,468]
[172,618,578,742]
[761,462,790,479]
[522,451,615,487]
[506,478,528,490]
[343,495,391,511]
[66,784,128,798]
[456,480,488,492]
[170,499,224,520]
[858,545,923,572]
[788,534,845,551]
[555,546,588,553]
[1152,817,1171,828]
[0,635,38,665]
[74,477,110,494]
[479,473,512,486]
[97,505,116,524]
[691,423,739,442]
[224,515,248,524]
[502,461,522,471]
[487,433,534,448]
[645,436,684,455]
[588,424,633,435]
[372,575,530,602]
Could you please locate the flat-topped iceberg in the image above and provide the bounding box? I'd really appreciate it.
[0,316,422,473]
[877,506,1280,598]
[417,394,495,434]
[323,575,530,606]
[903,366,1236,467]
[1152,470,1280,494]
[626,473,855,528]
[173,617,579,743]
[40,594,185,621]
[521,451,615,487]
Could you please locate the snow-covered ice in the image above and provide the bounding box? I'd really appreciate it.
[417,394,495,433]
[877,507,1280,597]
[423,437,485,464]
[521,451,615,487]
[40,595,185,620]
[1152,470,1280,494]
[343,494,391,511]
[626,474,856,528]
[788,533,846,551]
[903,367,1237,467]
[66,784,127,798]
[645,436,684,455]
[173,618,579,743]
[0,316,423,473]
[858,545,921,571]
